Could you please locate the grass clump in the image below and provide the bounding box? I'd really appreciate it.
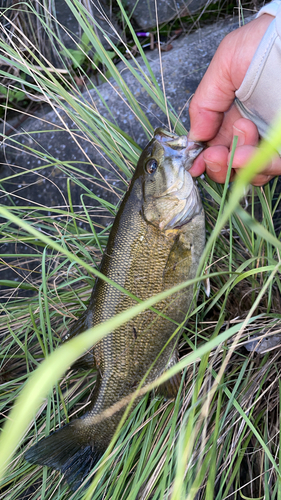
[1,1,281,499]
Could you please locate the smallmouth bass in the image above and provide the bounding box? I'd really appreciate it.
[25,128,205,489]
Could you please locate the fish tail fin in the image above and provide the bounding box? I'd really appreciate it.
[25,422,103,490]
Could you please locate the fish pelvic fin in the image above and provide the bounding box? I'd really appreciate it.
[25,422,103,490]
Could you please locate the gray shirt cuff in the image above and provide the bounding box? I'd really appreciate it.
[257,1,281,18]
[235,3,281,141]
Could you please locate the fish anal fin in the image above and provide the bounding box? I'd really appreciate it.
[25,422,103,490]
[157,349,182,399]
[157,372,181,399]
[64,311,95,370]
[71,351,95,371]
[64,310,93,342]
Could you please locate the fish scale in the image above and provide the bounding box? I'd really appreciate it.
[25,128,206,490]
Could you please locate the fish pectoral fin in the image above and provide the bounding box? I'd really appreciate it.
[25,422,103,491]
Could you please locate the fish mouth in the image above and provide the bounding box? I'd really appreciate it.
[154,128,179,142]
[154,128,204,171]
[143,128,203,231]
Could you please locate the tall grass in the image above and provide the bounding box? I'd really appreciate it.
[1,1,281,499]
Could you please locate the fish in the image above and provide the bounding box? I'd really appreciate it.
[25,128,205,489]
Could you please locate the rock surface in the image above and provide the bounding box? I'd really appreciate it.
[0,13,253,289]
[1,14,252,210]
[126,0,213,30]
[54,0,122,51]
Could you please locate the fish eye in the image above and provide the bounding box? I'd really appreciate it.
[146,159,158,174]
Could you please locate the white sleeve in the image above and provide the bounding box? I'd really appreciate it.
[257,1,281,18]
[235,2,281,141]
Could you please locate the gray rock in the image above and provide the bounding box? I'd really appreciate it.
[1,14,251,217]
[126,0,213,30]
[0,13,253,293]
[55,0,122,51]
[245,331,281,354]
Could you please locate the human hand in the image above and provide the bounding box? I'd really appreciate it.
[188,13,281,186]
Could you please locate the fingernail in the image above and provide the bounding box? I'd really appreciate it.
[205,160,221,173]
[233,126,245,147]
